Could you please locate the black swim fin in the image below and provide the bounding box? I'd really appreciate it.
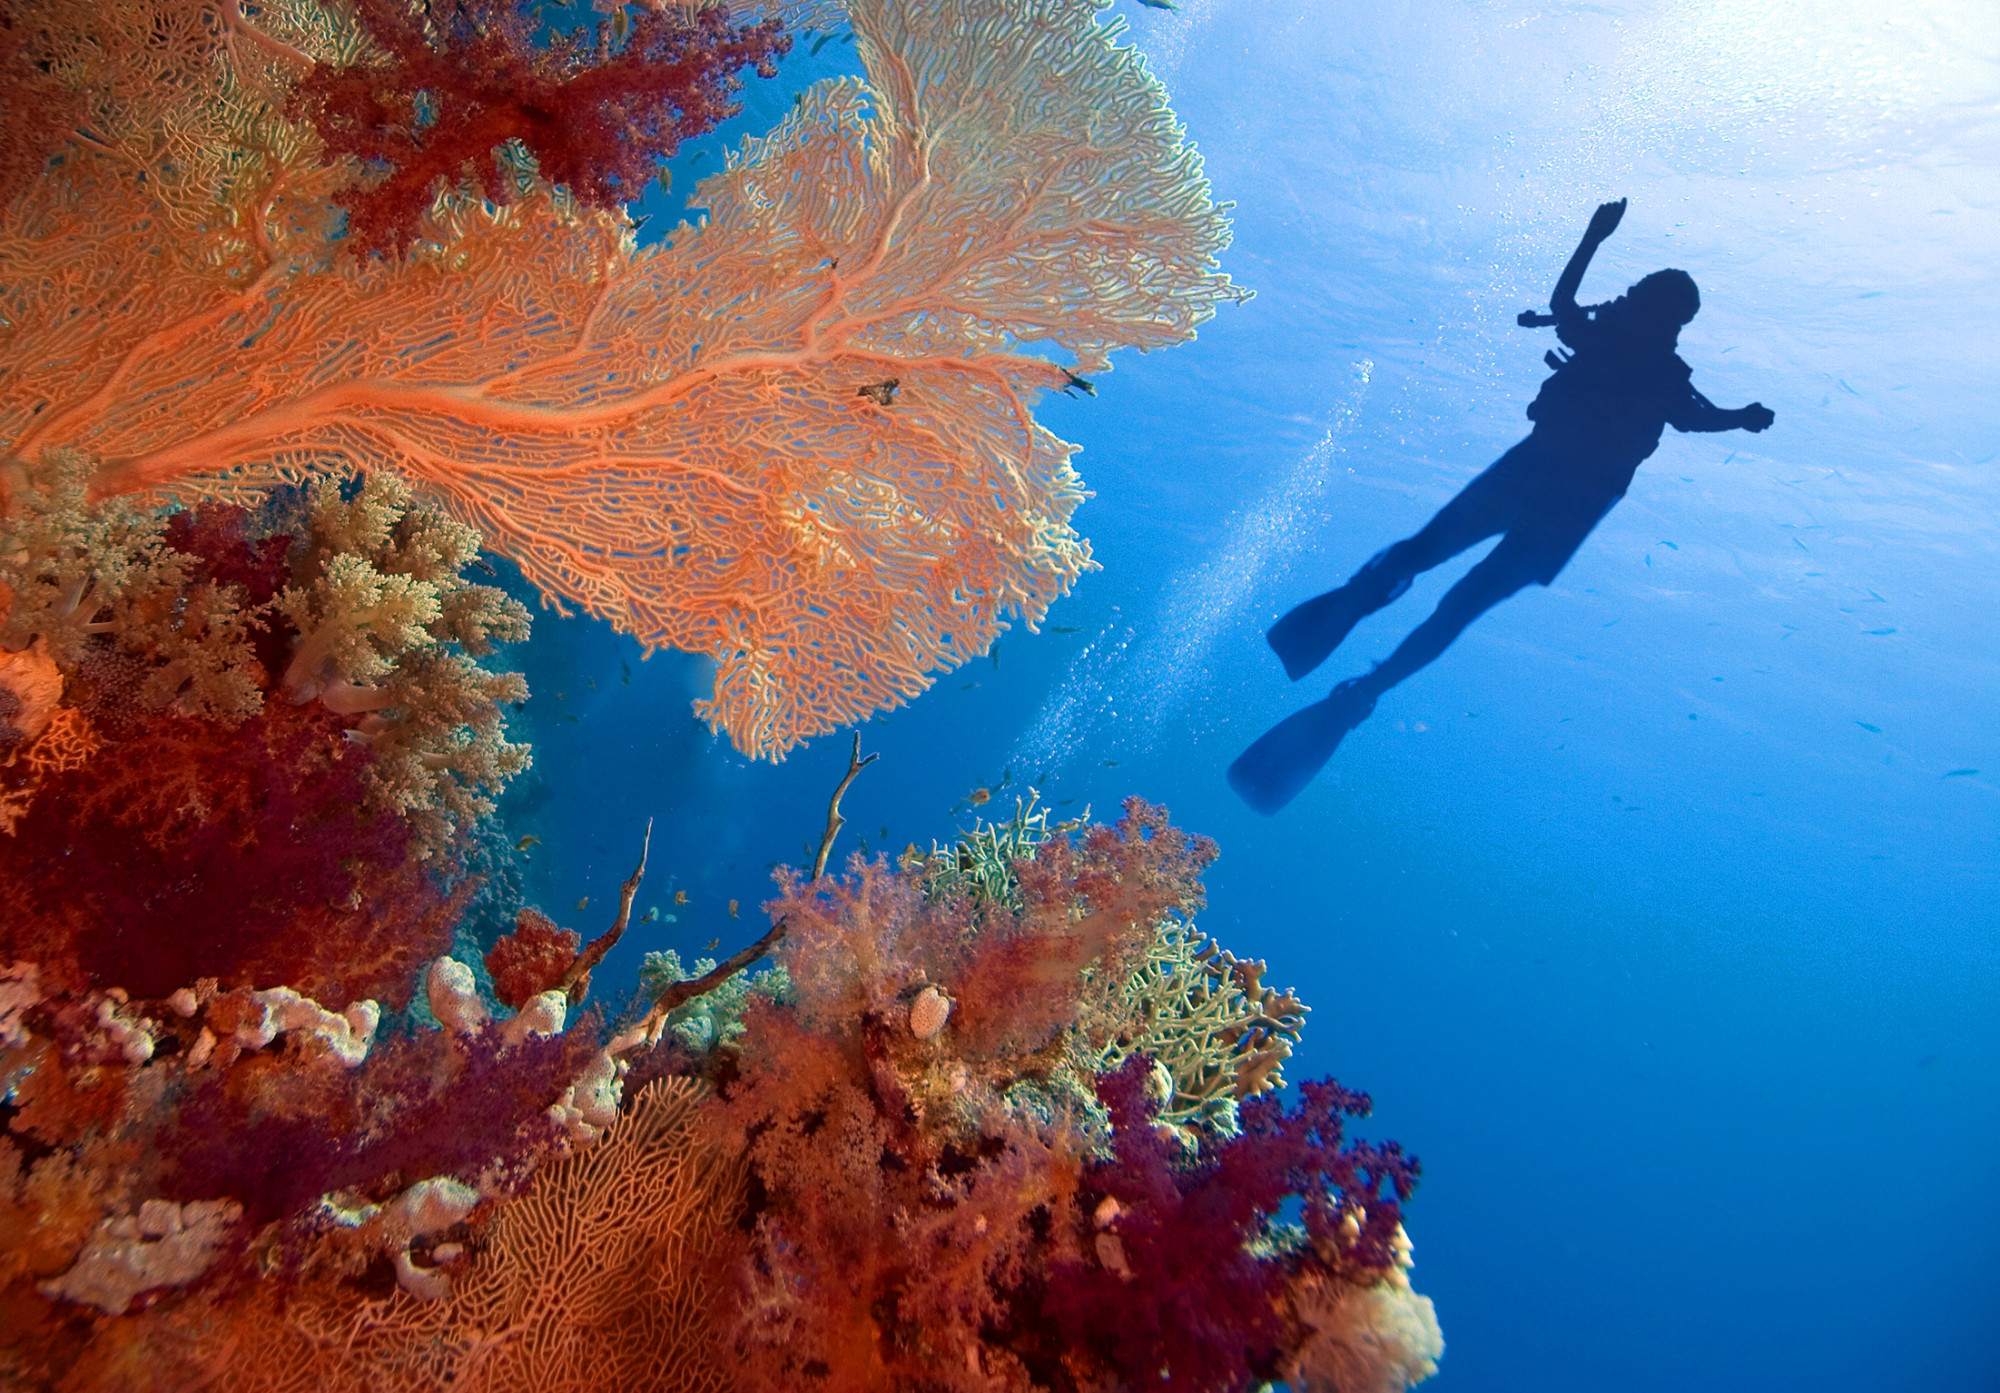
[1266,589,1368,681]
[1226,680,1378,815]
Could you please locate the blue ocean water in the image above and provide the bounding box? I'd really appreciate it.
[509,3,2000,1389]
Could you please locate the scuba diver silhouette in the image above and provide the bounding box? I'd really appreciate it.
[1228,199,1774,815]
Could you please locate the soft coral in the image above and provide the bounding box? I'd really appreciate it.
[290,0,791,253]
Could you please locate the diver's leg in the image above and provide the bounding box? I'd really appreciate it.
[1267,452,1526,681]
[1234,535,1556,813]
[1350,528,1562,702]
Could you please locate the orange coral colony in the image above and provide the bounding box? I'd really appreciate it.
[1,0,1244,758]
[0,0,1444,1389]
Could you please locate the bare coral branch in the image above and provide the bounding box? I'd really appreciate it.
[558,817,653,1003]
[812,730,879,878]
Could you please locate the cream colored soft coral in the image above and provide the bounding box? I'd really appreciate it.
[0,449,264,722]
[278,475,531,855]
[1282,1228,1445,1393]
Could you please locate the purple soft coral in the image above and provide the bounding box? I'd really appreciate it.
[1043,1056,1420,1392]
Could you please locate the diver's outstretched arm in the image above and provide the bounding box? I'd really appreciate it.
[1550,198,1627,318]
[1670,386,1775,434]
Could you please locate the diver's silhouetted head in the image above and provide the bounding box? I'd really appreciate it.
[1625,269,1700,328]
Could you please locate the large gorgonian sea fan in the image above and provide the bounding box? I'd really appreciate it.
[0,0,1246,758]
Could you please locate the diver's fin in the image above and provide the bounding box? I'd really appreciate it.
[1267,589,1366,681]
[1226,682,1377,815]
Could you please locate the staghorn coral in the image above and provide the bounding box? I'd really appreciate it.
[6,0,1244,758]
[289,0,790,253]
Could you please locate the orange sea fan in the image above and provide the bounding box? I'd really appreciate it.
[1,0,1244,757]
[170,1075,744,1393]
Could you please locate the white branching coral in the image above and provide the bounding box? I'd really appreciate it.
[39,1198,243,1316]
[0,448,264,722]
[278,475,532,855]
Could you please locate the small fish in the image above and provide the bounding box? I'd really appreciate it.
[621,661,633,685]
[727,900,740,919]
[810,31,834,53]
[565,714,580,724]
[471,556,497,576]
[1135,0,1176,10]
[1856,722,1881,733]
[1101,759,1120,767]
[674,890,689,906]
[879,826,889,839]
[966,787,991,806]
[1057,797,1077,807]
[1060,369,1096,397]
[576,897,589,911]
[1864,628,1897,636]
[690,150,706,166]
[557,691,566,700]
[1659,541,1679,550]
[515,834,541,851]
[1945,769,1979,778]
[991,641,1001,670]
[642,907,658,923]
[1049,625,1082,634]
[706,936,721,952]
[587,677,597,690]
[856,379,900,407]
[1000,765,1013,786]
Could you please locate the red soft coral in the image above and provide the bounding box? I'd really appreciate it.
[289,0,790,253]
[0,698,457,1005]
[485,907,582,1009]
[948,796,1218,1061]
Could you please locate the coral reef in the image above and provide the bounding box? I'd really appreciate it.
[3,0,1245,757]
[1081,921,1311,1139]
[0,467,530,1000]
[699,798,1431,1392]
[2,3,1438,1390]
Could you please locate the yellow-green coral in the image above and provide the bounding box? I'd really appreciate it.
[1079,922,1310,1139]
[278,474,533,856]
[0,449,264,723]
[914,791,1308,1145]
[913,791,1088,908]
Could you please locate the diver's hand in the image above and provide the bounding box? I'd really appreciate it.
[1585,198,1627,242]
[1739,403,1774,433]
